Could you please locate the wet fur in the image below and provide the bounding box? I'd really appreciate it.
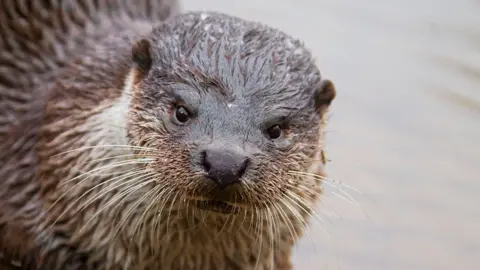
[0,1,335,269]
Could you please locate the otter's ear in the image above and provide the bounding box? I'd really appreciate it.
[314,79,336,113]
[132,39,152,77]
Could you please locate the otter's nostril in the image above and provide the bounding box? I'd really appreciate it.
[201,150,211,172]
[237,158,249,179]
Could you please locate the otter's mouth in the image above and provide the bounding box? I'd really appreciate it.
[194,200,241,214]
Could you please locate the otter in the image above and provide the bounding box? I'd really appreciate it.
[0,1,336,269]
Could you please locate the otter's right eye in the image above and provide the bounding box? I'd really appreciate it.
[173,106,191,124]
[266,125,283,140]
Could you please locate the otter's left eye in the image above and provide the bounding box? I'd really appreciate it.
[174,106,191,124]
[266,125,283,139]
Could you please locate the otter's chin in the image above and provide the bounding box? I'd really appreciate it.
[193,199,242,215]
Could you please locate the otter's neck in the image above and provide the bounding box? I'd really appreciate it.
[86,69,135,151]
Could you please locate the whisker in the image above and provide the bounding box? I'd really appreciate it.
[237,208,248,235]
[284,191,329,238]
[285,190,328,225]
[285,183,324,197]
[289,171,370,218]
[254,207,264,270]
[79,154,158,166]
[78,172,156,212]
[47,170,155,230]
[45,169,146,217]
[288,171,363,194]
[165,191,180,239]
[226,195,238,232]
[236,192,248,235]
[151,187,174,244]
[216,210,231,237]
[51,145,158,158]
[286,181,354,218]
[331,191,359,207]
[62,159,153,186]
[70,159,154,178]
[279,196,320,256]
[132,185,162,240]
[265,204,277,267]
[154,187,175,237]
[112,183,159,244]
[80,177,157,233]
[273,199,298,243]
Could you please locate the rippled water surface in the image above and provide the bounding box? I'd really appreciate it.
[183,0,480,269]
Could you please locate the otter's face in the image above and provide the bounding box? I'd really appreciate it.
[126,12,335,215]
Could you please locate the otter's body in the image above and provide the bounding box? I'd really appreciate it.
[0,1,336,269]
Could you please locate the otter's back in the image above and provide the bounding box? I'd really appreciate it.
[0,0,180,140]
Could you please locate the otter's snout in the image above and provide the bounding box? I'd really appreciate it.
[201,149,250,189]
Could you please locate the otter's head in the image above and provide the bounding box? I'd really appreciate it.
[126,12,336,215]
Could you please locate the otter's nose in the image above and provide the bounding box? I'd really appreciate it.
[202,149,249,189]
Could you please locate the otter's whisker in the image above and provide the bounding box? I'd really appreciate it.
[285,190,327,225]
[183,184,196,231]
[165,191,180,239]
[80,178,157,233]
[154,186,176,238]
[62,159,153,186]
[279,196,320,256]
[246,203,256,234]
[226,196,238,232]
[51,145,158,157]
[265,206,275,269]
[216,210,231,237]
[237,208,248,235]
[45,169,146,217]
[151,186,174,243]
[79,153,158,166]
[79,171,156,212]
[294,171,368,218]
[235,191,249,235]
[285,182,323,197]
[131,185,162,241]
[331,191,359,207]
[254,207,264,270]
[284,191,329,238]
[288,171,363,195]
[265,204,276,257]
[270,174,323,228]
[284,183,338,222]
[272,199,298,242]
[113,183,158,246]
[47,170,155,230]
[278,197,309,233]
[150,186,173,249]
[271,203,282,244]
[288,170,368,216]
[70,158,153,176]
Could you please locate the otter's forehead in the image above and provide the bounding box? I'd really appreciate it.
[147,11,321,105]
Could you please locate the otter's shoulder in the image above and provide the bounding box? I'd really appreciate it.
[0,0,180,142]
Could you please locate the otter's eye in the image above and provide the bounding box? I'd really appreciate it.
[266,125,283,139]
[174,106,191,124]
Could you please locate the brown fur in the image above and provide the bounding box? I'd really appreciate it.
[0,1,335,269]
